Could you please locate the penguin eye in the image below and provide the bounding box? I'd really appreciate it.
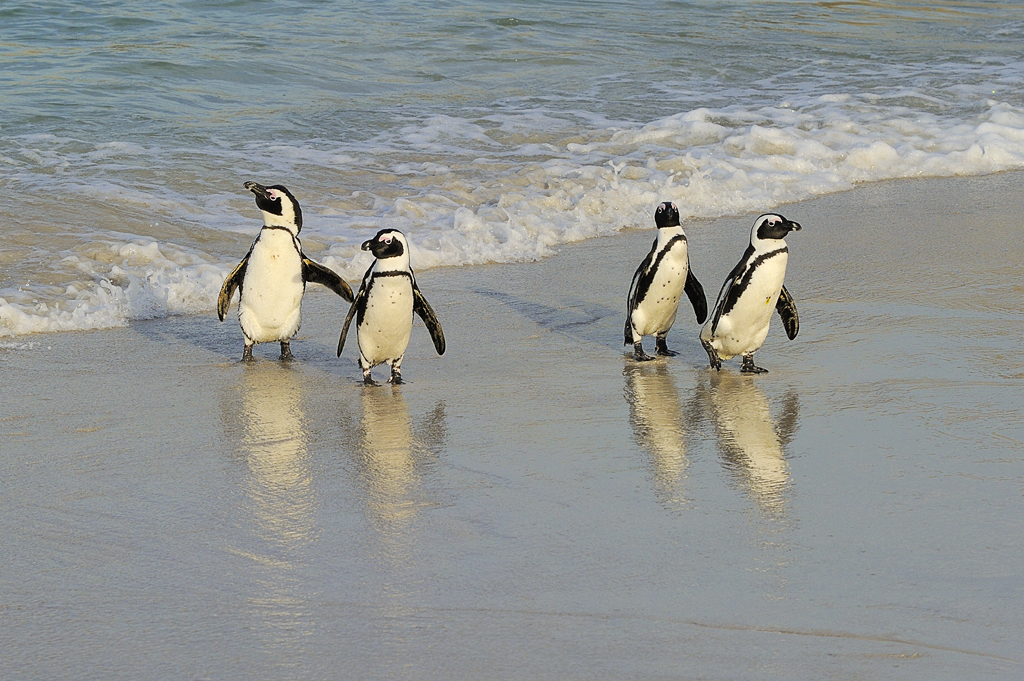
[382,236,392,244]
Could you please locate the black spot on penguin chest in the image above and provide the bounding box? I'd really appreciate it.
[363,270,413,313]
[368,290,404,309]
[653,262,684,303]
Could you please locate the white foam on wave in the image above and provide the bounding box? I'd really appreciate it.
[4,96,1024,337]
[308,98,1024,272]
[0,239,228,336]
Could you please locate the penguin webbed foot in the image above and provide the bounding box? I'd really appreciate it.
[700,339,721,371]
[241,344,255,362]
[279,341,294,361]
[363,373,379,386]
[740,354,768,374]
[633,342,655,362]
[388,373,404,385]
[655,337,677,357]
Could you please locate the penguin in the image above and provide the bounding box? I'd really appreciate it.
[625,201,708,361]
[699,213,801,374]
[337,229,445,385]
[217,181,354,361]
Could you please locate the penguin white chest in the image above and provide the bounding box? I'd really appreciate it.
[709,252,788,358]
[633,243,688,336]
[239,230,304,343]
[358,275,414,365]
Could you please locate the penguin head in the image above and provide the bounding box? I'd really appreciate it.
[362,229,409,265]
[245,181,303,234]
[654,201,681,228]
[751,213,801,245]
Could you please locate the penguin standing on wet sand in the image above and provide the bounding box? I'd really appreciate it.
[700,213,801,374]
[218,181,354,361]
[625,201,708,361]
[337,229,445,385]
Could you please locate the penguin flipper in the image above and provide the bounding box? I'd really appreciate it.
[302,257,354,302]
[217,257,248,321]
[776,284,799,340]
[412,284,446,356]
[339,268,373,357]
[708,277,734,336]
[624,241,657,345]
[337,299,359,357]
[684,266,708,324]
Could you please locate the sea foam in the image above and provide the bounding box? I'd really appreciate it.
[3,97,1024,337]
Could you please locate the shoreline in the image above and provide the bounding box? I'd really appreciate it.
[1,167,1022,344]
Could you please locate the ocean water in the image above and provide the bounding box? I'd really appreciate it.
[3,0,1024,335]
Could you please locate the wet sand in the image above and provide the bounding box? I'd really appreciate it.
[2,172,1023,680]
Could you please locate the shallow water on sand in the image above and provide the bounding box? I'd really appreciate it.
[1,174,1023,679]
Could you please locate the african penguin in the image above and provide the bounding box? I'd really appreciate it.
[217,181,354,361]
[625,201,708,361]
[699,213,801,374]
[337,229,445,385]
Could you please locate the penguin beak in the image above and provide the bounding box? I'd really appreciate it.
[787,220,802,232]
[244,181,270,200]
[361,238,374,251]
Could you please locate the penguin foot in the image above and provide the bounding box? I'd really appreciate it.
[242,344,254,362]
[633,343,655,362]
[700,339,721,371]
[279,341,294,361]
[363,373,379,386]
[740,354,768,374]
[655,338,677,357]
[388,359,404,384]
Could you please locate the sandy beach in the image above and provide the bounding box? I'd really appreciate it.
[2,172,1023,679]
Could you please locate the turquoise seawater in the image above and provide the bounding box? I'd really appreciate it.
[3,0,1024,334]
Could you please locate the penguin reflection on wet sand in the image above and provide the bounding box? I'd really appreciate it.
[338,229,445,385]
[624,362,702,507]
[704,371,800,518]
[218,182,354,361]
[700,213,801,374]
[625,201,708,361]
